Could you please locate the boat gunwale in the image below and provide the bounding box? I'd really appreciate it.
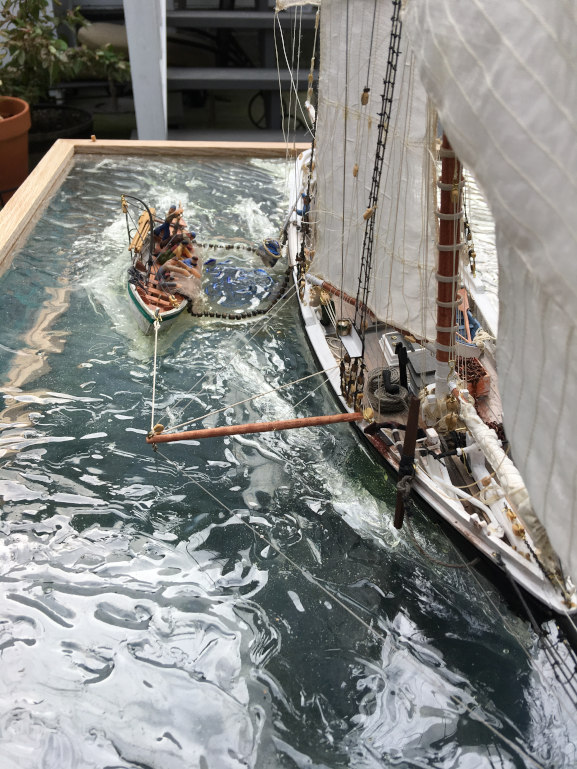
[127,280,188,326]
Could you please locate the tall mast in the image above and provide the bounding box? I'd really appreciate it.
[435,134,463,397]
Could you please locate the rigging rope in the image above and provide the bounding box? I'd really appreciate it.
[154,447,388,645]
[164,284,299,430]
[354,0,403,350]
[165,364,340,434]
[150,317,161,432]
[274,7,316,138]
[364,0,378,92]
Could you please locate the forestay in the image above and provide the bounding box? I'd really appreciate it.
[404,0,577,585]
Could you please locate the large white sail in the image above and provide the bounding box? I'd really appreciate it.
[404,0,577,584]
[312,0,437,340]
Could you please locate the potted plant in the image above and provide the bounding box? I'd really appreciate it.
[0,95,31,205]
[0,0,130,161]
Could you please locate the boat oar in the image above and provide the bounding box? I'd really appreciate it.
[394,395,420,529]
[146,412,364,444]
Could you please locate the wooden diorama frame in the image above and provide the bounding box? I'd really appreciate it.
[0,139,307,394]
[0,138,308,273]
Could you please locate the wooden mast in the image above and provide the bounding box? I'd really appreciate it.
[435,134,463,396]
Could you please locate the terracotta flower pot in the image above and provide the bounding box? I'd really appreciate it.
[0,96,31,206]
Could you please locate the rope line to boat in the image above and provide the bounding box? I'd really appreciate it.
[150,317,161,432]
[163,365,340,435]
[153,284,298,429]
[152,283,298,437]
[293,372,336,410]
[153,447,387,645]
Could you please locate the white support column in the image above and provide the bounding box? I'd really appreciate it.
[123,0,167,140]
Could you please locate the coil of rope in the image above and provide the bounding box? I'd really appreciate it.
[365,367,408,414]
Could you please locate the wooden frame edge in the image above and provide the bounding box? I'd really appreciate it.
[0,140,75,270]
[0,138,309,269]
[69,138,309,158]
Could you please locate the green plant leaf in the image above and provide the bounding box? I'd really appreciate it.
[0,0,129,103]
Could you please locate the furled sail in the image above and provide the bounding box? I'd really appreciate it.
[312,0,437,341]
[276,0,319,8]
[404,0,577,585]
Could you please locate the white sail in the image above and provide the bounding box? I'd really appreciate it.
[312,0,437,340]
[404,0,577,584]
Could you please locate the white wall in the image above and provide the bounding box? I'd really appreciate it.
[123,0,167,140]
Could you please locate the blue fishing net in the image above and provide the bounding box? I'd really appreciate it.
[203,258,275,309]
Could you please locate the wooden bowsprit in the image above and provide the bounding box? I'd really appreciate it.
[146,412,364,444]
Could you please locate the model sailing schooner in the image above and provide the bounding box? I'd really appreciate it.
[146,0,577,619]
[278,0,577,616]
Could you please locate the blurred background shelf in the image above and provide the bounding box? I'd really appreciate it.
[59,0,316,143]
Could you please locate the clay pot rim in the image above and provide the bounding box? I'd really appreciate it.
[0,97,31,140]
[0,96,30,120]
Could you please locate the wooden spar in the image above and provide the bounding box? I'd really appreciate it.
[394,395,420,529]
[436,135,462,373]
[316,279,375,319]
[129,208,155,253]
[146,412,365,444]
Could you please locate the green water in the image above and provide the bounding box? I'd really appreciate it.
[0,156,574,769]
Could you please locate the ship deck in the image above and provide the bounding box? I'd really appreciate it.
[317,296,504,429]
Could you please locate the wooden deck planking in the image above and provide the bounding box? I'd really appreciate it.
[317,291,502,428]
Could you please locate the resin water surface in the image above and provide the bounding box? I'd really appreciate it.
[0,156,575,769]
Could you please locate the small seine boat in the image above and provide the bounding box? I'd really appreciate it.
[122,195,200,335]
